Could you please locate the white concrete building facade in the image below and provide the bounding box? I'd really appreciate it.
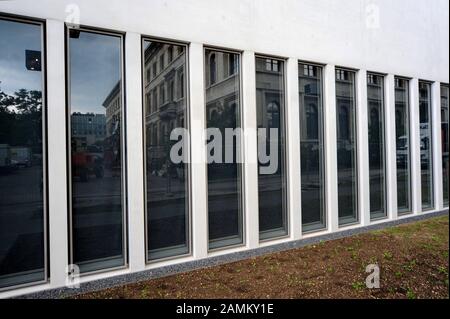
[0,0,448,297]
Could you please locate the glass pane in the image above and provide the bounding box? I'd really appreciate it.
[419,81,433,210]
[143,40,189,260]
[441,85,449,206]
[395,78,411,213]
[299,63,325,232]
[256,57,287,240]
[0,18,46,289]
[336,69,358,225]
[68,29,125,273]
[205,49,243,250]
[367,74,386,219]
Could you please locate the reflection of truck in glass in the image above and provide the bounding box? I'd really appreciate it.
[10,147,32,167]
[71,138,104,182]
[396,136,408,167]
[0,144,12,172]
[396,133,432,168]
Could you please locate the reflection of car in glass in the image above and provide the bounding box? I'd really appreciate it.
[396,135,432,168]
[420,135,430,168]
[396,136,408,167]
[10,147,32,167]
[71,138,104,182]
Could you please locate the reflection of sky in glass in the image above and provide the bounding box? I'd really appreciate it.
[0,19,43,95]
[70,31,121,114]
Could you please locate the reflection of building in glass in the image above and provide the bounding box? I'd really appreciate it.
[205,49,243,249]
[144,43,186,169]
[255,56,286,240]
[255,58,282,131]
[71,113,106,145]
[143,40,189,260]
[102,82,122,172]
[299,65,320,142]
[299,63,325,232]
[395,77,411,213]
[335,69,357,225]
[205,50,239,127]
[335,70,355,148]
[395,78,408,137]
[103,82,121,136]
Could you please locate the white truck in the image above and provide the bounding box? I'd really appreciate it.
[11,146,32,167]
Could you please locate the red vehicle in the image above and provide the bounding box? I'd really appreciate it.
[71,139,104,182]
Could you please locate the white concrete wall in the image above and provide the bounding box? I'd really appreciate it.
[1,0,448,82]
[0,0,448,298]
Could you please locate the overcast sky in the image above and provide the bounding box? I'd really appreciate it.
[0,19,121,115]
[0,19,43,96]
[69,30,121,114]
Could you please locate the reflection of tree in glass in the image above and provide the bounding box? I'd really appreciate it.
[0,89,42,153]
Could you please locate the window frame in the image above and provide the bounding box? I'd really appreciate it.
[335,66,360,227]
[0,13,49,293]
[65,25,128,276]
[255,53,290,242]
[441,83,450,207]
[204,46,246,252]
[298,61,327,234]
[366,71,388,221]
[418,79,434,211]
[394,75,413,215]
[141,36,192,263]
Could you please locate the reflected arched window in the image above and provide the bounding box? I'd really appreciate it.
[267,101,280,129]
[306,103,318,139]
[210,54,216,85]
[339,105,349,140]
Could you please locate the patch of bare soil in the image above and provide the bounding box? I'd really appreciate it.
[75,215,449,299]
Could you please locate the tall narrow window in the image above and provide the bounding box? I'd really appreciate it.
[0,17,47,290]
[143,39,190,261]
[256,56,287,240]
[205,49,243,250]
[336,69,358,226]
[395,77,411,214]
[367,73,386,220]
[68,28,126,273]
[419,81,434,210]
[299,63,325,232]
[441,84,449,206]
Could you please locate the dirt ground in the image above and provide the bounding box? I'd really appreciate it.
[76,215,449,299]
